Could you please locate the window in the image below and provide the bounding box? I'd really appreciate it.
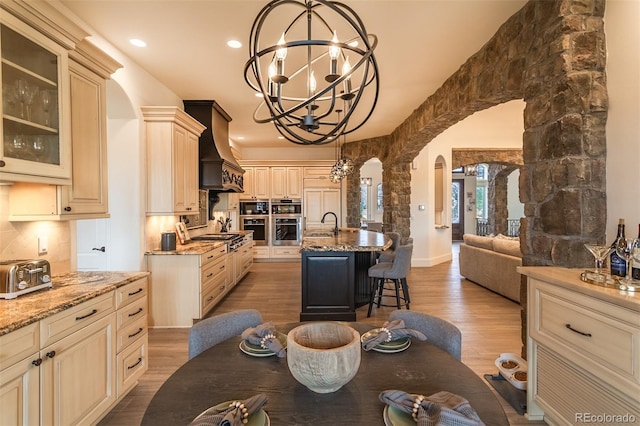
[452,180,460,224]
[360,184,369,219]
[475,164,488,220]
[377,183,383,211]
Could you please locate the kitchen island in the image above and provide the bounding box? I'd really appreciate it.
[300,229,391,321]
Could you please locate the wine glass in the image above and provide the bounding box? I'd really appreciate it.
[15,79,29,118]
[24,85,39,121]
[584,244,612,273]
[39,90,51,126]
[615,237,633,283]
[31,136,46,162]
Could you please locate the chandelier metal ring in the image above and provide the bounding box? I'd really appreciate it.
[244,0,380,145]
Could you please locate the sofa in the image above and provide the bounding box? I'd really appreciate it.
[459,234,522,303]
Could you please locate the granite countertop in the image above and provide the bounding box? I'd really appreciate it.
[0,271,150,336]
[146,230,254,255]
[301,229,391,252]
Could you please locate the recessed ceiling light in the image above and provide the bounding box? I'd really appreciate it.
[227,40,242,49]
[255,92,264,98]
[278,136,284,140]
[237,136,245,140]
[129,38,147,48]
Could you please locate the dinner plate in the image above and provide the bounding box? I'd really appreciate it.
[360,329,411,353]
[239,332,287,357]
[383,405,413,426]
[193,400,270,426]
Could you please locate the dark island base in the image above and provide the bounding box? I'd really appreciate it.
[300,251,377,321]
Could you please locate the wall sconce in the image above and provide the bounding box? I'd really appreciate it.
[360,177,372,186]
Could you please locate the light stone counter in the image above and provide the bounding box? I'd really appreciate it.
[301,229,391,252]
[0,271,150,336]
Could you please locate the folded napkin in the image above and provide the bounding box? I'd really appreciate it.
[379,390,485,426]
[190,393,268,426]
[361,319,427,351]
[241,321,286,357]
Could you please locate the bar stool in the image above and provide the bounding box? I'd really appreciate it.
[367,244,413,317]
[378,232,401,263]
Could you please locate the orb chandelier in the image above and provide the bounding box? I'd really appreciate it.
[244,0,379,145]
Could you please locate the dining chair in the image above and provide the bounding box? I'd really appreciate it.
[188,309,263,359]
[367,244,413,317]
[378,231,401,263]
[388,310,462,360]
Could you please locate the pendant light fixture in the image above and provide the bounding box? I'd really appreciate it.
[244,0,379,145]
[329,109,354,182]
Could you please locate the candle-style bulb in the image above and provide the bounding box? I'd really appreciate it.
[329,31,340,60]
[276,33,287,60]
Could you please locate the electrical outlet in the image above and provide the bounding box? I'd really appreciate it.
[38,236,48,255]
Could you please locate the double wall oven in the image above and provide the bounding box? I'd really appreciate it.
[239,199,269,246]
[271,199,302,246]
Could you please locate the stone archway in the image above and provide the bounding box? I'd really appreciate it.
[343,0,607,269]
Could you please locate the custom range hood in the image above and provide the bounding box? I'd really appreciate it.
[184,100,244,192]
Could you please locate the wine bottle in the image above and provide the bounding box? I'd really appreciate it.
[610,218,626,277]
[632,224,640,280]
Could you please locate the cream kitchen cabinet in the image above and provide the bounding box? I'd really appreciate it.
[0,323,40,426]
[271,166,302,199]
[143,107,206,215]
[520,267,640,425]
[242,166,270,199]
[0,278,150,426]
[0,292,116,426]
[302,166,340,189]
[114,278,148,397]
[8,40,121,221]
[147,244,229,327]
[303,188,340,230]
[0,12,72,185]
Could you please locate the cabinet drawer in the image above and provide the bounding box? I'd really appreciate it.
[202,280,226,315]
[253,246,270,259]
[271,246,301,258]
[115,278,147,308]
[116,333,148,397]
[201,245,227,267]
[0,322,39,371]
[40,292,115,347]
[116,316,147,353]
[116,296,148,331]
[534,284,639,383]
[202,256,227,289]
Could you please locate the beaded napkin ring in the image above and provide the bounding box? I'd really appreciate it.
[411,395,426,421]
[379,327,393,343]
[260,333,276,349]
[228,401,249,424]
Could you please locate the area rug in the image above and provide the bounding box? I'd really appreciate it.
[483,373,527,415]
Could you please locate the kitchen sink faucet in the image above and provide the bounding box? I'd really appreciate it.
[321,211,339,236]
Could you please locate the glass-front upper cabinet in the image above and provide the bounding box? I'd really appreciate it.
[0,14,71,184]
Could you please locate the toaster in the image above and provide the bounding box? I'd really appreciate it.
[0,259,53,299]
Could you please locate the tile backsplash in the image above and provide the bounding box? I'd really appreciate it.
[0,186,71,272]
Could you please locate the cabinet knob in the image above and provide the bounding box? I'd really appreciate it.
[64,206,72,212]
[32,358,43,366]
[0,160,5,167]
[46,351,56,358]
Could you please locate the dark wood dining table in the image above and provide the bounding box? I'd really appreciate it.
[141,322,508,425]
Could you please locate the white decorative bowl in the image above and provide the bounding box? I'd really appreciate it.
[286,322,361,393]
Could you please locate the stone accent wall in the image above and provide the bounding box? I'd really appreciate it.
[343,0,607,270]
[451,149,523,170]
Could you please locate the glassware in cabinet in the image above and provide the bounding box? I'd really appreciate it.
[1,16,70,183]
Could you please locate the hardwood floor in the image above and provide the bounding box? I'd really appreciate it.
[99,245,545,425]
